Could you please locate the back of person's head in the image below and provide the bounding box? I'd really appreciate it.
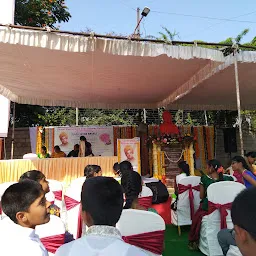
[208,159,224,181]
[121,170,142,209]
[80,136,86,141]
[119,160,133,177]
[81,177,123,226]
[19,170,45,183]
[2,180,44,223]
[84,165,102,178]
[178,161,190,176]
[231,188,256,255]
[113,162,120,174]
[54,145,60,152]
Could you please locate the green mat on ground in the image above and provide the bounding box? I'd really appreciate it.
[163,225,203,256]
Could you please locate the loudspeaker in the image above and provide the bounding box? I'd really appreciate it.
[223,128,237,153]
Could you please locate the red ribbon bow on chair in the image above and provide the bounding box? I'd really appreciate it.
[178,184,200,219]
[53,190,62,201]
[138,196,152,209]
[122,230,165,254]
[208,201,232,229]
[64,196,82,238]
[40,234,65,253]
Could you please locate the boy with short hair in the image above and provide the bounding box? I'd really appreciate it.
[56,177,146,256]
[0,180,51,256]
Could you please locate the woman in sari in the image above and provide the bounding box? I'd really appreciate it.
[188,159,234,250]
[37,146,50,159]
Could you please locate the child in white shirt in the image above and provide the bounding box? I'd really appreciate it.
[0,180,51,256]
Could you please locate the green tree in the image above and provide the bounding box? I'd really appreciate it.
[15,0,71,29]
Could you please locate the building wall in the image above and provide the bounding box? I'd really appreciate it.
[215,128,256,168]
[4,128,31,159]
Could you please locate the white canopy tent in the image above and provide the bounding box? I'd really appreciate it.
[0,25,224,109]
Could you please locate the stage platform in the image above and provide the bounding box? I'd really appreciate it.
[0,156,117,185]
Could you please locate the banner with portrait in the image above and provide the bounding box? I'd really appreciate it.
[54,126,114,156]
[117,138,141,173]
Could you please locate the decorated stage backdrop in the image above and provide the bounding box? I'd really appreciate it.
[31,126,114,156]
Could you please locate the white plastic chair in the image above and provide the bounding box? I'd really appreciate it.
[171,176,201,235]
[116,209,165,256]
[0,182,16,219]
[227,245,243,256]
[64,177,86,239]
[23,153,38,160]
[35,215,66,256]
[199,181,245,256]
[47,179,63,210]
[138,186,153,209]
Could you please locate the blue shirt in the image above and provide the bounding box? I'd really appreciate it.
[243,170,256,188]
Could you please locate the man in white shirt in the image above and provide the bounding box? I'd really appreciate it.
[0,180,51,256]
[56,177,147,256]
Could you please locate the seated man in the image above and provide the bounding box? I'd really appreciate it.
[0,180,51,256]
[56,177,146,256]
[51,145,66,158]
[67,144,80,158]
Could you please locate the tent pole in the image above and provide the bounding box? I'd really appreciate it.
[204,110,208,126]
[234,54,244,156]
[76,107,79,126]
[11,102,15,159]
[143,108,147,123]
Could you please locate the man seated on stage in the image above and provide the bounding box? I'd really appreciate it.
[67,144,79,158]
[0,181,51,256]
[55,177,146,256]
[51,145,66,158]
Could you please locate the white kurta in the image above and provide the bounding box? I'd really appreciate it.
[55,225,147,256]
[0,217,48,256]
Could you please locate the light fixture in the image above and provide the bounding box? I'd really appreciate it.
[141,7,150,17]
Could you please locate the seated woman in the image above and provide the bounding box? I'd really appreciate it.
[37,146,50,159]
[232,156,256,188]
[188,159,234,250]
[175,161,190,195]
[84,165,102,179]
[19,170,60,217]
[121,169,157,214]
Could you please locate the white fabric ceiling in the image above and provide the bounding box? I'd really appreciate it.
[0,26,224,109]
[168,51,256,110]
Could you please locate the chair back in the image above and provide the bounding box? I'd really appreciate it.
[64,178,84,239]
[0,182,16,219]
[36,215,65,256]
[138,186,153,209]
[47,179,63,209]
[199,181,245,256]
[117,209,165,256]
[23,153,38,160]
[172,176,200,226]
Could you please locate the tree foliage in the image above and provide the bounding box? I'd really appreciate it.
[15,0,71,29]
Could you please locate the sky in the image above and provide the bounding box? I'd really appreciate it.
[60,0,256,44]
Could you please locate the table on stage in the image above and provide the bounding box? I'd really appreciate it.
[0,156,118,185]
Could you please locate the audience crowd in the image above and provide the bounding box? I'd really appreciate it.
[0,152,256,255]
